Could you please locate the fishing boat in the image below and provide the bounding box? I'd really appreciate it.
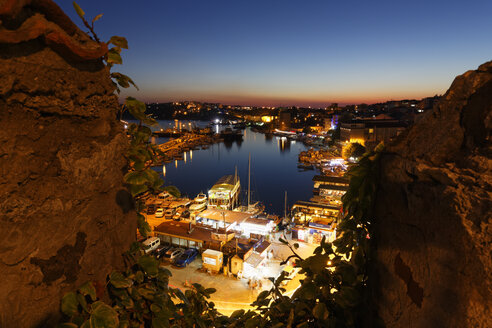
[189,193,207,212]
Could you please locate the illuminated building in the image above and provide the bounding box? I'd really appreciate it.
[340,120,407,148]
[278,111,291,130]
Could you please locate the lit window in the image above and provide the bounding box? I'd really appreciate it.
[369,128,374,133]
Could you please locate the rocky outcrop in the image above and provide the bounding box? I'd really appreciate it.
[0,1,136,327]
[371,62,492,327]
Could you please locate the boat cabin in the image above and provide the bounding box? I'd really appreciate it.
[208,175,241,210]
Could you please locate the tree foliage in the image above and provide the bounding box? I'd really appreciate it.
[162,185,181,198]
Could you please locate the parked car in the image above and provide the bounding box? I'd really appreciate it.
[172,212,182,221]
[146,205,156,215]
[181,209,190,219]
[169,248,185,261]
[155,208,164,218]
[163,247,185,261]
[164,208,176,219]
[173,248,199,267]
[155,244,172,259]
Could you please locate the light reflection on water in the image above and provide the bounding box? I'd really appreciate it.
[151,120,317,215]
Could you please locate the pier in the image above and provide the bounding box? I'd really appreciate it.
[154,132,219,164]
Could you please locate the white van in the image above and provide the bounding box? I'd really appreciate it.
[142,237,160,253]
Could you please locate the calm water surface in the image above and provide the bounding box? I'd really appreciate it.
[150,120,317,215]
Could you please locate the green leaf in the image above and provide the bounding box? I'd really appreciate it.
[298,282,316,300]
[336,286,360,308]
[129,183,148,197]
[150,303,161,313]
[90,301,119,328]
[138,255,159,276]
[109,36,129,49]
[76,293,88,313]
[110,272,133,289]
[137,215,151,238]
[137,287,155,300]
[107,48,123,65]
[119,293,134,309]
[313,303,328,320]
[230,309,245,319]
[111,72,139,91]
[301,253,330,274]
[92,14,103,23]
[152,177,164,191]
[61,292,79,317]
[256,290,269,301]
[201,287,216,298]
[124,171,148,185]
[78,281,97,301]
[73,2,85,18]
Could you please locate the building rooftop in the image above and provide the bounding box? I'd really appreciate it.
[312,175,349,184]
[244,252,264,268]
[243,217,274,226]
[203,249,222,257]
[154,221,213,243]
[209,175,239,192]
[197,209,252,224]
[254,240,271,254]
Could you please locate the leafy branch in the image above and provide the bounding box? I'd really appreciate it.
[72,1,101,43]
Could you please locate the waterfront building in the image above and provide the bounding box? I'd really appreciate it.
[340,119,406,148]
[278,111,291,130]
[291,201,341,225]
[311,175,349,206]
[154,221,218,251]
[195,209,251,231]
[207,175,241,210]
[292,221,337,244]
[242,238,271,280]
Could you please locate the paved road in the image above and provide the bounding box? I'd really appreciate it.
[162,241,315,316]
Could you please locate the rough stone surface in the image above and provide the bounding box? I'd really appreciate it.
[371,61,492,328]
[0,8,136,328]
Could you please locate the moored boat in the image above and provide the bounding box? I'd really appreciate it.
[189,193,207,212]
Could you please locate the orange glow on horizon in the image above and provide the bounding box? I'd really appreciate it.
[126,89,440,107]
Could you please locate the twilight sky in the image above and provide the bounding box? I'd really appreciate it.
[56,0,492,106]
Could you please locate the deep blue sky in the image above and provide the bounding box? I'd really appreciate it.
[56,0,492,106]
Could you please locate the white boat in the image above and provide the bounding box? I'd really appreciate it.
[189,193,207,212]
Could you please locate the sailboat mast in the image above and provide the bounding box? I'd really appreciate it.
[234,165,238,209]
[248,153,251,208]
[284,191,287,218]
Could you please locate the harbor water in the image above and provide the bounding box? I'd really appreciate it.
[150,120,317,215]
